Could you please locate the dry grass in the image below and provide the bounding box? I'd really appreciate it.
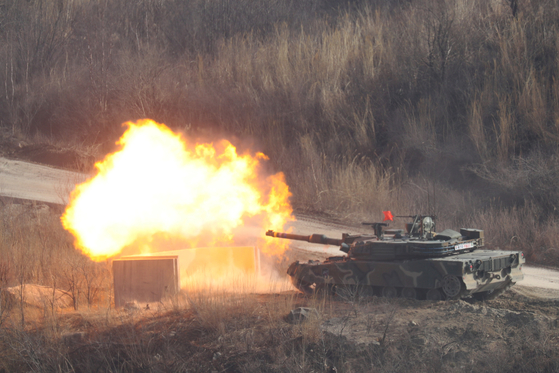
[0,203,112,316]
[3,0,559,225]
[463,204,559,266]
[1,286,558,373]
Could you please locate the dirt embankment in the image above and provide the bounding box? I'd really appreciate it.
[0,131,95,172]
[5,289,556,373]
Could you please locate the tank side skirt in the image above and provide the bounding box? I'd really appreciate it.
[295,259,465,291]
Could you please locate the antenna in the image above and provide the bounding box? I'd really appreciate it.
[427,184,431,216]
[433,182,437,218]
[427,180,436,219]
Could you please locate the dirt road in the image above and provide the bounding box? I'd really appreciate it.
[0,157,87,205]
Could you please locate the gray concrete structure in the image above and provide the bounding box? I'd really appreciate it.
[113,256,179,308]
[112,246,259,307]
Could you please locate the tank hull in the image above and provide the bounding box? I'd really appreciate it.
[287,249,524,300]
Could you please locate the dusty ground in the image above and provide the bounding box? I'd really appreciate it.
[8,286,552,372]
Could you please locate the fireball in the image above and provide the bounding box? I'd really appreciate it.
[62,119,292,261]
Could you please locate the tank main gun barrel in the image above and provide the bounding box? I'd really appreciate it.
[266,230,343,246]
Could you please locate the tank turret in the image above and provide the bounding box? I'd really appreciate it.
[267,215,483,261]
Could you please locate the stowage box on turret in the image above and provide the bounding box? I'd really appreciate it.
[266,215,524,300]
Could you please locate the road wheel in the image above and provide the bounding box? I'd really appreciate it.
[290,276,313,294]
[401,287,417,299]
[382,286,398,298]
[426,288,443,301]
[441,275,464,299]
[315,284,334,296]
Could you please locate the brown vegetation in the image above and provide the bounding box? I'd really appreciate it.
[0,204,111,317]
[2,0,559,265]
[1,285,558,373]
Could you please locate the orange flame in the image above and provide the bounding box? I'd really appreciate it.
[62,119,293,261]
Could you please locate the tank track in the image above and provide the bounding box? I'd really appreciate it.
[290,280,514,301]
[472,283,514,301]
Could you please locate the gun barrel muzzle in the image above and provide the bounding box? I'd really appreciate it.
[266,230,343,246]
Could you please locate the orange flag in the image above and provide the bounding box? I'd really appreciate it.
[383,211,394,221]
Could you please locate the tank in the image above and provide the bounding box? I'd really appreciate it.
[267,215,525,300]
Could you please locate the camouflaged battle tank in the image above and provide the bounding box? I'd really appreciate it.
[266,215,525,300]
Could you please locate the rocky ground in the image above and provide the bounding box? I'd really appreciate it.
[11,287,551,373]
[4,286,555,372]
[318,288,559,369]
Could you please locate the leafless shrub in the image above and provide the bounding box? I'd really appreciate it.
[0,203,112,318]
[4,0,559,235]
[469,154,559,218]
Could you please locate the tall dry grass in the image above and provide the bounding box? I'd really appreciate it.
[2,0,559,259]
[3,0,557,155]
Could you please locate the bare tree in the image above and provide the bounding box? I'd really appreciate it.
[423,0,456,87]
[59,252,84,311]
[0,258,13,327]
[80,258,110,308]
[505,0,519,18]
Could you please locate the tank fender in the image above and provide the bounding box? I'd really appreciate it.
[462,273,478,290]
[509,266,524,283]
